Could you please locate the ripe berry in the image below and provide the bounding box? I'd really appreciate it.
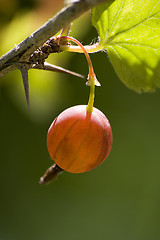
[47,105,112,173]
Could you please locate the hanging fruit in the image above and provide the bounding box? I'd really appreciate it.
[40,36,112,184]
[47,105,112,173]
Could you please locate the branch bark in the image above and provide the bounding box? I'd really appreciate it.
[0,0,108,77]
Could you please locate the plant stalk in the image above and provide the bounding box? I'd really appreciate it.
[60,36,98,113]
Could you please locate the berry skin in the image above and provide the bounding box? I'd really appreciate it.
[47,105,112,173]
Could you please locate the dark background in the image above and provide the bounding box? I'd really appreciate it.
[1,1,160,239]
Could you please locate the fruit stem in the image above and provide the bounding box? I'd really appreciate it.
[60,36,95,77]
[86,75,95,113]
[59,36,100,113]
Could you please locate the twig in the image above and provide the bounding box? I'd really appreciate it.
[0,0,109,77]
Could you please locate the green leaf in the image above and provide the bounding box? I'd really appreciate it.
[92,0,160,92]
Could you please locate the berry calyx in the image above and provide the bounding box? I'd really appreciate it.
[47,105,112,173]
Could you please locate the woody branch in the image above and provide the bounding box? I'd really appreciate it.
[0,0,109,77]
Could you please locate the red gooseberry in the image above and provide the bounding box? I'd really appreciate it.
[47,105,112,173]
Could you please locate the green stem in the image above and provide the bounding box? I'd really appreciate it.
[59,25,71,37]
[60,42,102,53]
[86,75,95,113]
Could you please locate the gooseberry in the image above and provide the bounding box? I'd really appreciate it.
[47,105,112,173]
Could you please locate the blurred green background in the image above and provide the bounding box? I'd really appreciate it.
[1,1,160,240]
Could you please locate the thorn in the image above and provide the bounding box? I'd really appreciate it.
[32,62,84,79]
[20,68,29,109]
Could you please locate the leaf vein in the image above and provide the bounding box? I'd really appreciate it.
[141,23,160,30]
[107,0,125,37]
[148,0,160,18]
[115,44,157,71]
[122,0,138,10]
[114,42,160,52]
[109,46,122,60]
[107,6,160,42]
